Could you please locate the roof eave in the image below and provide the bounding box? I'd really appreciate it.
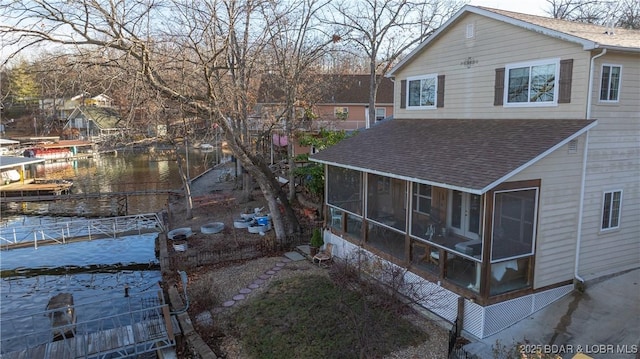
[309,157,484,195]
[388,5,640,77]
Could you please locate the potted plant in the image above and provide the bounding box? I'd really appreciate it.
[309,228,323,257]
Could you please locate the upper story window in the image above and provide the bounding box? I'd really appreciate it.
[407,74,437,109]
[505,59,559,106]
[602,190,622,230]
[599,64,621,102]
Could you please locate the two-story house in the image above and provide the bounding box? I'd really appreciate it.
[310,6,639,339]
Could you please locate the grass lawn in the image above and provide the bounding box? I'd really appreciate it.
[231,274,429,359]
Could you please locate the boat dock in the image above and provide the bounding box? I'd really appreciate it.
[1,288,179,359]
[0,213,164,250]
[0,178,73,197]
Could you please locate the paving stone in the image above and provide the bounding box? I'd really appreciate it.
[248,283,260,289]
[232,294,245,301]
[253,279,265,285]
[195,311,214,326]
[222,300,235,307]
[280,257,292,263]
[275,262,286,267]
[265,270,276,275]
[272,266,282,271]
[239,288,252,294]
[259,274,271,280]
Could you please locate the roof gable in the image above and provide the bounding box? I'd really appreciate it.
[68,106,122,129]
[390,5,640,76]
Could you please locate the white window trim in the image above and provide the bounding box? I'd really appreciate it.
[601,189,623,231]
[503,58,560,107]
[599,63,622,103]
[334,106,349,118]
[406,74,438,110]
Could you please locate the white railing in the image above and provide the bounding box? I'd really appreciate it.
[0,213,165,249]
[0,287,175,358]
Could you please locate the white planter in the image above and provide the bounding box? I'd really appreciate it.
[173,242,188,252]
[167,227,193,240]
[234,218,253,228]
[201,222,224,234]
[247,224,267,233]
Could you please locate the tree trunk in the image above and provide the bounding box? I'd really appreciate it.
[174,150,193,220]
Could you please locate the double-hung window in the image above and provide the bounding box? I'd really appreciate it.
[505,59,559,105]
[407,74,437,109]
[601,190,622,230]
[600,64,621,102]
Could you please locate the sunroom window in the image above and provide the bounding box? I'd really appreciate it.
[491,188,538,261]
[366,174,407,231]
[407,74,437,108]
[327,166,362,215]
[490,188,537,295]
[505,59,558,105]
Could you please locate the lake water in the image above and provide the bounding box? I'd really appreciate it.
[0,146,226,354]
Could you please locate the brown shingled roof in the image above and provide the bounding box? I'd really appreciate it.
[310,118,596,193]
[479,7,640,50]
[257,74,394,104]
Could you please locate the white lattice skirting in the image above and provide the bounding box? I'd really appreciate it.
[325,231,574,339]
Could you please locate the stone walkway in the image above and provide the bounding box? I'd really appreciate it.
[220,250,308,307]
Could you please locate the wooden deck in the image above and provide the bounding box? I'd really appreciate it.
[1,317,179,359]
[0,178,73,197]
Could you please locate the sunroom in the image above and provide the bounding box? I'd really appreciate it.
[310,118,596,308]
[325,165,538,304]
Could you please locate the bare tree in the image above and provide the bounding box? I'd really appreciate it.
[324,0,464,129]
[545,0,640,29]
[0,0,320,242]
[260,0,340,203]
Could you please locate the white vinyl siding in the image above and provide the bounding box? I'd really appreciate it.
[507,133,586,288]
[394,13,589,120]
[599,64,622,102]
[579,53,639,280]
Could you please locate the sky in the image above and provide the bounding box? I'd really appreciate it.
[467,0,550,16]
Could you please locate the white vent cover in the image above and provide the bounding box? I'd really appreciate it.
[466,23,475,38]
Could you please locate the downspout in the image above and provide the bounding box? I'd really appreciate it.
[574,130,590,284]
[574,48,606,284]
[586,49,606,119]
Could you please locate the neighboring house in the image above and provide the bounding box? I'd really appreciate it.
[40,93,115,121]
[63,106,123,141]
[254,74,394,159]
[310,6,639,339]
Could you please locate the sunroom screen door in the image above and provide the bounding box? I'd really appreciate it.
[450,190,481,240]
